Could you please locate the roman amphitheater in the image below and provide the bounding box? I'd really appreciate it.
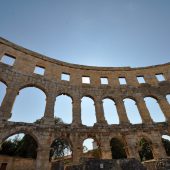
[0,37,170,170]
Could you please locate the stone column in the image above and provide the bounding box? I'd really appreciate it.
[144,74,158,86]
[36,146,51,170]
[114,97,130,125]
[70,133,83,164]
[149,132,167,159]
[94,98,107,125]
[72,140,83,164]
[42,93,56,125]
[152,142,167,159]
[0,86,19,120]
[135,95,153,124]
[157,96,170,122]
[100,138,112,159]
[124,135,140,160]
[72,97,82,126]
[126,74,139,87]
[164,71,170,81]
[126,145,140,160]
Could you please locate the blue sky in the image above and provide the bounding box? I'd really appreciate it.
[0,0,170,149]
[0,0,170,67]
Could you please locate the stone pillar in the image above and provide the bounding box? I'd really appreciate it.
[115,97,130,125]
[72,141,83,164]
[112,76,120,87]
[150,132,167,159]
[157,96,170,122]
[70,133,83,164]
[100,138,112,159]
[0,86,19,120]
[94,98,107,125]
[44,94,56,118]
[164,70,170,81]
[144,74,158,86]
[72,97,82,126]
[36,146,51,170]
[42,93,56,125]
[126,74,139,87]
[126,145,140,160]
[152,142,167,159]
[124,135,140,160]
[135,95,153,124]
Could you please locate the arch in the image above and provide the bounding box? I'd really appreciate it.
[83,137,101,158]
[162,135,170,156]
[50,137,72,161]
[166,94,170,104]
[19,83,48,97]
[138,137,153,161]
[110,138,127,159]
[123,98,142,124]
[81,96,96,126]
[144,97,166,122]
[56,92,73,101]
[9,87,46,123]
[0,132,38,159]
[0,128,40,147]
[103,98,119,124]
[0,78,8,87]
[0,81,7,106]
[81,94,95,101]
[54,94,73,124]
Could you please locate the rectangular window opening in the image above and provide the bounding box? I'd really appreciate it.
[0,54,15,66]
[156,74,165,81]
[61,73,70,81]
[100,77,108,85]
[82,76,90,84]
[34,66,45,75]
[137,76,145,83]
[119,77,127,85]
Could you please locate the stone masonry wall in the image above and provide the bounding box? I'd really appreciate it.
[0,37,170,170]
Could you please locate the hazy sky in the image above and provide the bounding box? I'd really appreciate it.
[0,0,170,67]
[0,1,170,148]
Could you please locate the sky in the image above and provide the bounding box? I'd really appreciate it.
[0,0,170,150]
[0,0,170,67]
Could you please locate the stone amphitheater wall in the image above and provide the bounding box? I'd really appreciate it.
[0,37,170,170]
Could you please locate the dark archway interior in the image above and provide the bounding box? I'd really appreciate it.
[0,133,38,159]
[110,138,127,159]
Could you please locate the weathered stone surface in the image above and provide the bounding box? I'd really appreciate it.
[143,158,170,170]
[0,37,170,170]
[65,158,146,170]
[0,155,36,170]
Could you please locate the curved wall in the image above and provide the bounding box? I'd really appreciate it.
[0,37,170,170]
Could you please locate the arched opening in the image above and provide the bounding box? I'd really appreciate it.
[0,133,38,159]
[139,138,153,161]
[81,97,96,126]
[103,98,119,124]
[83,138,101,158]
[54,94,72,124]
[162,135,170,156]
[0,81,7,106]
[50,137,72,165]
[9,87,46,123]
[144,97,166,122]
[123,98,142,124]
[110,138,127,159]
[166,94,170,104]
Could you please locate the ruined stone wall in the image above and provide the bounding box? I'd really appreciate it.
[0,37,170,170]
[0,155,35,170]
